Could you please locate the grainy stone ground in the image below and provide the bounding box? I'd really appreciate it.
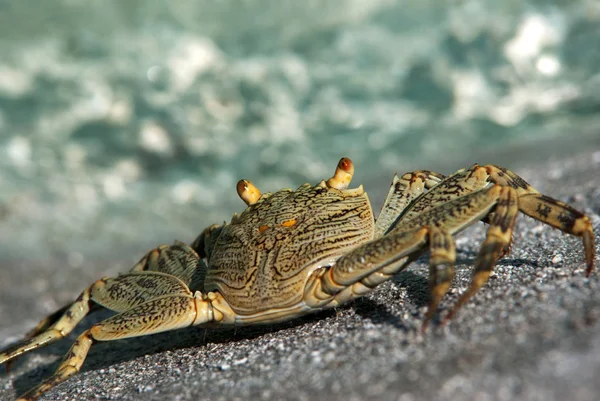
[1,150,599,401]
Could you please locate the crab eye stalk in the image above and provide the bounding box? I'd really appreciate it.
[237,179,262,205]
[326,157,355,190]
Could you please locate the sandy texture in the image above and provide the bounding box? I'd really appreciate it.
[1,150,599,401]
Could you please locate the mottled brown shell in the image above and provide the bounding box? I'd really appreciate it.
[204,183,374,314]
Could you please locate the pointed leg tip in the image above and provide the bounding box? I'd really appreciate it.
[440,316,452,328]
[4,359,15,373]
[441,307,459,326]
[585,260,594,277]
[584,260,594,277]
[421,304,438,334]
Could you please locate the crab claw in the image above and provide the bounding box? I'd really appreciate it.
[237,179,262,205]
[326,157,354,190]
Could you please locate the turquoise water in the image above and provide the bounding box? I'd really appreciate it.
[0,0,599,259]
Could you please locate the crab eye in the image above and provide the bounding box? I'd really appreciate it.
[338,157,353,173]
[326,157,355,190]
[237,179,262,205]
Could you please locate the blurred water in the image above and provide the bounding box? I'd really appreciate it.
[0,0,599,260]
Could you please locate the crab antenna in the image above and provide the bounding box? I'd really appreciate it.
[326,157,354,190]
[237,179,262,205]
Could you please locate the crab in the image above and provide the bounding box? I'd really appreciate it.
[1,157,595,400]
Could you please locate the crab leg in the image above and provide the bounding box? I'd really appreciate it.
[375,170,446,238]
[20,304,76,340]
[16,330,95,401]
[393,165,490,224]
[305,186,505,311]
[9,242,205,358]
[482,165,594,275]
[2,243,229,401]
[15,288,218,401]
[395,164,594,274]
[304,227,429,308]
[517,193,595,275]
[0,244,205,367]
[131,241,207,289]
[443,186,519,322]
[0,287,94,368]
[308,181,573,328]
[422,226,456,330]
[0,304,79,372]
[4,262,231,401]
